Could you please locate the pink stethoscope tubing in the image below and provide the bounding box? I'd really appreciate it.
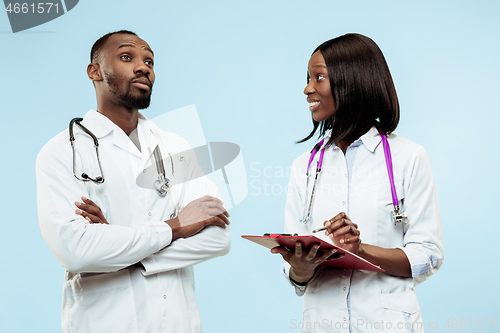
[300,131,407,226]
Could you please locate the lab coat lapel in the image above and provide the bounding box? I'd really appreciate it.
[138,115,161,166]
[81,110,113,139]
[82,110,142,158]
[360,126,382,153]
[112,129,143,158]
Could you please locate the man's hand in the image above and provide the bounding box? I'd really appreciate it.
[177,195,229,227]
[75,196,109,224]
[168,195,230,240]
[75,194,230,241]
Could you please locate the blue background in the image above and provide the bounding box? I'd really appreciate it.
[1,0,499,332]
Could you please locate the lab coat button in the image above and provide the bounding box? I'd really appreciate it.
[163,295,167,299]
[344,173,347,178]
[343,287,346,291]
[148,212,152,217]
[342,201,345,205]
[143,169,147,173]
[343,317,347,321]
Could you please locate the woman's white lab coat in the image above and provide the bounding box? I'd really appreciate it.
[283,127,443,333]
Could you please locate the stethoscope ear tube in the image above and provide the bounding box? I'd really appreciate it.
[379,132,398,207]
[70,118,99,147]
[69,118,81,142]
[300,131,407,226]
[68,117,173,194]
[69,117,105,184]
[301,139,326,224]
[379,130,408,226]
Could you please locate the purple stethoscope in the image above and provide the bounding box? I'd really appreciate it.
[301,130,408,227]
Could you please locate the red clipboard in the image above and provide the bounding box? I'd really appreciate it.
[241,234,384,272]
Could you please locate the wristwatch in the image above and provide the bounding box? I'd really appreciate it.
[289,275,308,293]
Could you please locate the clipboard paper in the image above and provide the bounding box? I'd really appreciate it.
[241,234,384,272]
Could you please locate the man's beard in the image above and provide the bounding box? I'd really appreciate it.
[105,72,152,110]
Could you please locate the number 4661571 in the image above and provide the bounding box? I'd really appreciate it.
[5,3,59,14]
[443,319,496,329]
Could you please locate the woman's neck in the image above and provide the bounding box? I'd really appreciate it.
[336,139,354,152]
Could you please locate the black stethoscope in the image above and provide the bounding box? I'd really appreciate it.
[69,117,171,196]
[301,129,408,227]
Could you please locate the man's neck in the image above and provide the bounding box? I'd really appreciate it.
[97,103,139,134]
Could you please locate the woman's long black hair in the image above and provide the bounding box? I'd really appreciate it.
[299,33,400,146]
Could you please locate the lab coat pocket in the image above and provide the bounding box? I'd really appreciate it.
[301,307,319,333]
[379,291,422,333]
[376,180,405,210]
[301,305,339,333]
[66,270,138,333]
[379,290,419,313]
[178,268,201,332]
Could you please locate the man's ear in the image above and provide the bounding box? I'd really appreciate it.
[87,63,103,83]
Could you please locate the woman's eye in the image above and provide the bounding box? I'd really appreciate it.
[317,74,325,81]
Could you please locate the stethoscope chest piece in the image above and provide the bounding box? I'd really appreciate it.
[154,174,171,197]
[392,205,408,226]
[299,215,312,224]
[151,142,173,197]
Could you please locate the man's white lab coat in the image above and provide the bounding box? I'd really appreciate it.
[36,110,230,333]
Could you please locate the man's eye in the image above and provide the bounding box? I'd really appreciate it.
[120,55,131,60]
[145,60,154,66]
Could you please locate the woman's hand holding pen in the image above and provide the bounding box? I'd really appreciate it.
[324,212,361,254]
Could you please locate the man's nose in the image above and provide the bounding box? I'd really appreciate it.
[134,61,150,76]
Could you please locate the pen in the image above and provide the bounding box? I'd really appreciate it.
[312,227,328,233]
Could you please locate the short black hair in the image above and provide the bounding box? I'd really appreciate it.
[90,30,138,63]
[299,33,400,146]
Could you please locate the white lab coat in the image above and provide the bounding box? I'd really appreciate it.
[283,127,443,333]
[36,110,231,333]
